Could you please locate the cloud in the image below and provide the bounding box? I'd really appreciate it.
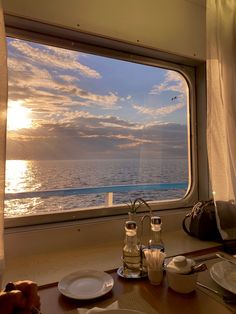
[99,120,142,130]
[121,95,132,101]
[149,70,188,96]
[9,39,101,79]
[115,134,154,149]
[133,103,185,116]
[8,55,119,111]
[6,38,188,160]
[7,57,27,72]
[7,109,188,160]
[58,75,80,83]
[55,111,139,131]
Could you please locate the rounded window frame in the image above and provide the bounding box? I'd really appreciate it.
[4,15,207,228]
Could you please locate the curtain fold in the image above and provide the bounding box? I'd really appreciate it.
[207,0,236,240]
[0,0,7,287]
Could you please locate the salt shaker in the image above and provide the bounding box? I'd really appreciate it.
[148,216,164,252]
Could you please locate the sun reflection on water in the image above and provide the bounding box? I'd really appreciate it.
[5,160,28,193]
[5,160,42,217]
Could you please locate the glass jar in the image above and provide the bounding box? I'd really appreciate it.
[122,220,141,278]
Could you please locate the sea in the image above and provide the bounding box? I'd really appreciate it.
[4,159,188,218]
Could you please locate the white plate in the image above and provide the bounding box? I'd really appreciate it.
[98,310,145,314]
[210,260,236,294]
[58,270,114,300]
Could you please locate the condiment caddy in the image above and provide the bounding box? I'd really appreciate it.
[118,210,166,280]
[117,205,207,290]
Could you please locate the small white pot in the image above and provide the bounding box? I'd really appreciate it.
[166,271,198,293]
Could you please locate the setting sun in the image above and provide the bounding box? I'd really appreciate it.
[7,101,32,131]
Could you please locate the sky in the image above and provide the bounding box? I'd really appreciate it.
[6,37,189,160]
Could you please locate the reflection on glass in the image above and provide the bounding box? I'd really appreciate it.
[5,37,190,218]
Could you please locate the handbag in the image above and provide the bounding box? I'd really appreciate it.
[182,200,221,241]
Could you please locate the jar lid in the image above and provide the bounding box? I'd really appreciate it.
[151,216,162,232]
[166,255,195,274]
[151,216,161,225]
[125,221,137,230]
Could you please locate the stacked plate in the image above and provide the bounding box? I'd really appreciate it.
[210,260,236,294]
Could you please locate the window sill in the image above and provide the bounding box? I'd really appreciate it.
[3,229,221,287]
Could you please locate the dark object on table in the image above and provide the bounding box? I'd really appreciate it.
[182,200,222,241]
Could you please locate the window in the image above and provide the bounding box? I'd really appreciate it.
[5,33,197,225]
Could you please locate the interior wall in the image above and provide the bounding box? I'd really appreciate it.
[2,0,206,60]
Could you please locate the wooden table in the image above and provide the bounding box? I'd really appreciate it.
[38,249,236,314]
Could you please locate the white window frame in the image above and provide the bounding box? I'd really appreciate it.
[4,14,208,229]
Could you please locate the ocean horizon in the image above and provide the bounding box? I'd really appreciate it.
[5,158,188,218]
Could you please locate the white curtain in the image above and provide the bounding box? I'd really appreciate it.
[0,0,7,287]
[207,0,236,240]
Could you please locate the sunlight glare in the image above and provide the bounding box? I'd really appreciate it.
[7,101,32,131]
[5,160,28,193]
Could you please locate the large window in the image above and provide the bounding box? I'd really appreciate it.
[5,36,193,221]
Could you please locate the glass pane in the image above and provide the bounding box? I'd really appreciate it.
[5,37,189,218]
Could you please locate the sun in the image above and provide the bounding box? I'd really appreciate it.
[7,101,32,131]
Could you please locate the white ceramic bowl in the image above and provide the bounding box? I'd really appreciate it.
[166,270,198,293]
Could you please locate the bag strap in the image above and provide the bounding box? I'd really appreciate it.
[182,201,204,236]
[201,200,214,212]
[191,201,203,216]
[182,213,192,236]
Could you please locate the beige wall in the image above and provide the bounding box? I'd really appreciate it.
[2,0,206,60]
